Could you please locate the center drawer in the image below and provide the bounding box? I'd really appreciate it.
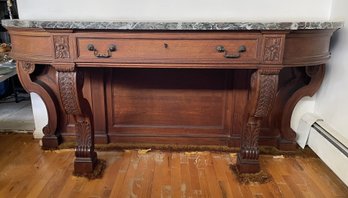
[75,33,261,64]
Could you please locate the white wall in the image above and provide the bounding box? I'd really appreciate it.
[314,0,348,141]
[290,0,348,186]
[17,0,332,21]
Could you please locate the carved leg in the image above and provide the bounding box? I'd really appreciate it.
[279,65,325,149]
[55,64,97,174]
[74,113,97,173]
[237,68,280,173]
[16,61,60,149]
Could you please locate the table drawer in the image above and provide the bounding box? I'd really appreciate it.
[76,35,260,64]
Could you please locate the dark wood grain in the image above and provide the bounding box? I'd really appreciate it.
[6,28,336,174]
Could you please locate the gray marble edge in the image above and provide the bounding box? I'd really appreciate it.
[1,19,344,30]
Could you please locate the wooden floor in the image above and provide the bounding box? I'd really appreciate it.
[0,134,347,198]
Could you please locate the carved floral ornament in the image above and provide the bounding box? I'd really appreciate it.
[75,119,92,147]
[263,37,282,62]
[254,74,278,117]
[58,72,81,115]
[249,69,280,118]
[22,62,35,74]
[53,35,70,59]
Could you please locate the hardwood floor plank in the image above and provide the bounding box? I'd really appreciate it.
[180,152,193,198]
[259,157,283,198]
[299,157,341,198]
[225,167,244,198]
[189,153,203,197]
[263,157,295,198]
[29,151,73,198]
[150,152,172,198]
[139,152,156,198]
[119,151,144,197]
[283,175,306,198]
[204,153,224,197]
[109,150,134,197]
[88,152,124,198]
[0,134,347,197]
[57,176,86,198]
[37,152,74,198]
[170,152,183,198]
[211,153,234,198]
[130,151,153,197]
[0,136,42,196]
[196,152,210,198]
[311,158,348,196]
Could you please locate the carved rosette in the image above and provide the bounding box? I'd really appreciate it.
[53,35,70,59]
[22,62,35,74]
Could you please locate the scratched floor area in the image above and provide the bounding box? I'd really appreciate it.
[0,134,347,197]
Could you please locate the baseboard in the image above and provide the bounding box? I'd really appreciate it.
[312,123,348,157]
[308,122,348,186]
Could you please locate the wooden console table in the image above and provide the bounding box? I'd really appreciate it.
[1,20,343,174]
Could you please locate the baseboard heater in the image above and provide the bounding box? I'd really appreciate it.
[312,122,348,157]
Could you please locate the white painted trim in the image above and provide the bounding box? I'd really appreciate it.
[308,126,348,186]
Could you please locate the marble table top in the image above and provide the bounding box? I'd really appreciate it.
[1,20,344,31]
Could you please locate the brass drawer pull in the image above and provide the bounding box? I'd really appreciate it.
[216,45,246,58]
[87,44,117,58]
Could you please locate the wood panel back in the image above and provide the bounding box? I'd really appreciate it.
[101,69,250,145]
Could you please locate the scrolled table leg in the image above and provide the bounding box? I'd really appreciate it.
[55,64,97,174]
[237,68,280,173]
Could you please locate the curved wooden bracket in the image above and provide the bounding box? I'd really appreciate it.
[55,64,97,174]
[237,68,280,173]
[17,61,60,149]
[278,65,325,149]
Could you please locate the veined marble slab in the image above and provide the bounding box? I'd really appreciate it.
[1,20,344,30]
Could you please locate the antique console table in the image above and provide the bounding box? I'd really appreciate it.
[1,20,343,174]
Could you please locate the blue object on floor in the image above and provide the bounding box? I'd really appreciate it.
[0,80,9,97]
